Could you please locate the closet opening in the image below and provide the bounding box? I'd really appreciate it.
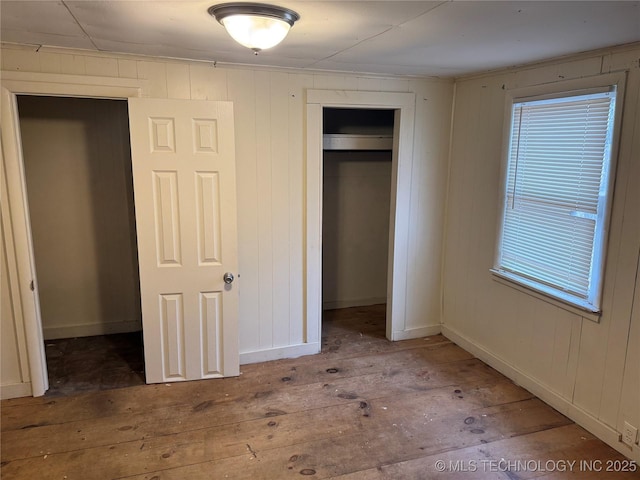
[17,95,144,396]
[321,107,394,348]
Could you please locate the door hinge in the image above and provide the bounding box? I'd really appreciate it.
[29,280,35,292]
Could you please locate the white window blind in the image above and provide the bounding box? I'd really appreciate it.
[495,88,616,310]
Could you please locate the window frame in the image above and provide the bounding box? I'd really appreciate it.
[492,72,627,319]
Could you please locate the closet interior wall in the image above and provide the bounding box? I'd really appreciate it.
[18,96,141,340]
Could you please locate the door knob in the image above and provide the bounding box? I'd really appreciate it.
[223,272,234,284]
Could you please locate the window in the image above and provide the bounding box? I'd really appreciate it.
[493,83,620,313]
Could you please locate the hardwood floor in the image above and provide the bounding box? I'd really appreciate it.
[1,305,637,479]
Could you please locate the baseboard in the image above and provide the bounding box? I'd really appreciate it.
[1,381,32,400]
[442,324,639,463]
[391,324,441,341]
[322,297,387,310]
[43,320,142,340]
[240,342,321,365]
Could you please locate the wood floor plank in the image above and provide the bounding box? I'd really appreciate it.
[104,399,568,480]
[0,338,457,433]
[1,357,519,461]
[2,395,566,480]
[334,424,640,480]
[1,305,632,480]
[0,342,476,436]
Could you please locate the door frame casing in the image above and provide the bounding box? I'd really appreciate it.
[1,71,143,396]
[306,90,416,344]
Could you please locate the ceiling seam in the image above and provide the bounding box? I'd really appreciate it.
[306,25,394,67]
[61,0,100,51]
[306,1,450,68]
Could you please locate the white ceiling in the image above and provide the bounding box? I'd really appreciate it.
[2,1,639,77]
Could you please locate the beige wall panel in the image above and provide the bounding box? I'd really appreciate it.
[38,52,62,74]
[404,79,453,330]
[1,226,23,386]
[322,152,392,309]
[270,72,292,347]
[441,80,476,336]
[0,47,40,72]
[547,306,579,396]
[573,319,609,414]
[59,54,87,75]
[225,68,260,353]
[602,47,640,73]
[118,59,138,79]
[444,46,640,461]
[190,64,227,101]
[356,77,410,92]
[312,74,359,91]
[137,61,168,98]
[166,63,191,99]
[511,56,602,89]
[618,254,640,432]
[1,150,32,397]
[84,55,119,77]
[254,69,274,350]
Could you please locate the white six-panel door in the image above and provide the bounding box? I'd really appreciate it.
[128,98,239,383]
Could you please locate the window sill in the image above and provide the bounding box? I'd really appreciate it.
[490,269,602,323]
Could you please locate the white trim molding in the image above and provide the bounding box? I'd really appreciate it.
[322,298,387,311]
[43,321,143,341]
[1,71,144,97]
[306,89,416,346]
[392,325,441,341]
[240,342,321,365]
[1,71,143,397]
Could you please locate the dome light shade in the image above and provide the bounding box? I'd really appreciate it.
[209,3,300,54]
[221,14,290,50]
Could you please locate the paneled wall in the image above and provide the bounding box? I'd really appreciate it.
[1,156,31,399]
[0,44,453,382]
[1,209,29,398]
[18,96,141,339]
[443,44,640,462]
[1,224,20,385]
[322,151,392,310]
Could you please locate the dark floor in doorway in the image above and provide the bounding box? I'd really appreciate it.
[44,332,145,397]
[321,303,387,353]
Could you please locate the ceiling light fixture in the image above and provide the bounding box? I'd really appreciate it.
[208,2,300,54]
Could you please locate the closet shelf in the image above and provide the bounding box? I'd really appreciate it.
[323,134,393,151]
